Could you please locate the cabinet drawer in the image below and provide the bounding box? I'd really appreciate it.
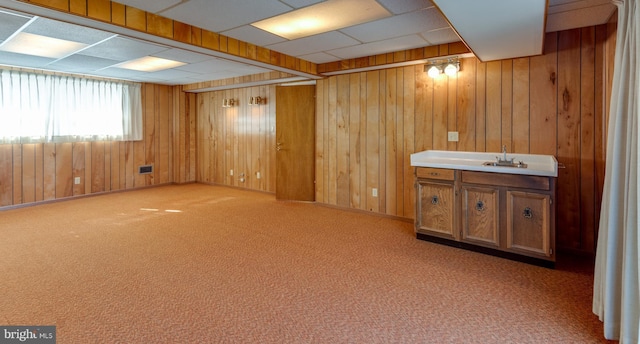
[461,171,550,191]
[416,167,455,181]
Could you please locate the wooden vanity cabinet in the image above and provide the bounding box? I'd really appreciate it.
[415,167,556,267]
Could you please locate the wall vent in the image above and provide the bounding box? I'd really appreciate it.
[139,165,153,174]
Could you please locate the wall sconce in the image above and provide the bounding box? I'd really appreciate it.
[222,98,236,108]
[249,96,265,105]
[424,58,460,78]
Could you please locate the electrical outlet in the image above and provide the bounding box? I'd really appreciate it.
[372,188,378,197]
[230,169,234,176]
[448,131,459,142]
[74,177,81,185]
[256,172,261,179]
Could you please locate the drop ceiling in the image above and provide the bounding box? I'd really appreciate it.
[0,0,617,87]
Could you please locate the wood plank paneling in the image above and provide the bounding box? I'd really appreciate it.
[313,24,614,255]
[385,69,397,215]
[55,142,73,198]
[366,71,380,213]
[12,145,21,205]
[457,58,476,152]
[485,61,502,152]
[349,73,363,210]
[403,66,416,218]
[22,144,36,203]
[336,74,350,207]
[530,33,559,156]
[501,60,513,150]
[580,26,597,253]
[0,145,11,206]
[72,142,85,196]
[432,72,448,150]
[512,58,530,153]
[195,85,276,193]
[557,29,583,250]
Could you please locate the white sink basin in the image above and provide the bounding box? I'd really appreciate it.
[410,150,558,177]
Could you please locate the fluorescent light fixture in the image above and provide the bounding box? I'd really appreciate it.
[115,56,186,72]
[0,32,87,58]
[251,0,391,40]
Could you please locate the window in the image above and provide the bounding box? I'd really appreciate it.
[0,68,142,144]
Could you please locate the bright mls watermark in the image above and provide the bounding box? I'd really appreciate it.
[0,326,55,344]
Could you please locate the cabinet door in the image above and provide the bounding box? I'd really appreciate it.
[461,185,499,247]
[506,191,551,257]
[416,180,455,239]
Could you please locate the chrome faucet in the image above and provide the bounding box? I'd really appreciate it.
[484,145,528,168]
[496,145,514,164]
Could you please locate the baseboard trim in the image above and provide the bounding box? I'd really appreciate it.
[0,182,178,212]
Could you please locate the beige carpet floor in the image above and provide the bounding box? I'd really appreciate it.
[0,184,613,343]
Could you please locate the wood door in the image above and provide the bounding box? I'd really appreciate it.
[275,85,315,201]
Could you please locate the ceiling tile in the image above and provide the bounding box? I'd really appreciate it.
[160,0,294,33]
[0,51,55,68]
[140,68,199,80]
[24,17,115,44]
[48,54,120,72]
[546,3,616,32]
[280,0,325,8]
[111,0,181,14]
[328,35,428,59]
[227,64,271,75]
[376,0,434,14]
[420,28,461,45]
[266,31,360,57]
[222,25,287,47]
[0,11,31,43]
[175,58,249,73]
[340,7,448,43]
[152,48,212,64]
[298,52,342,64]
[79,36,168,61]
[91,67,146,79]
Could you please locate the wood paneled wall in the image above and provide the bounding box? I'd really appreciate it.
[0,84,196,208]
[196,86,276,193]
[315,25,616,254]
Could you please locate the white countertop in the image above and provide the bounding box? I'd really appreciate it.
[410,150,558,177]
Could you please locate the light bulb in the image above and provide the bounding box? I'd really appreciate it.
[427,65,441,78]
[444,63,459,76]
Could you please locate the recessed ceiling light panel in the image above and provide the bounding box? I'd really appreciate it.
[0,32,87,58]
[251,0,392,40]
[114,56,187,72]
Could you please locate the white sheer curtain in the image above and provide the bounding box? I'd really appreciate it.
[0,68,142,144]
[592,1,639,343]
